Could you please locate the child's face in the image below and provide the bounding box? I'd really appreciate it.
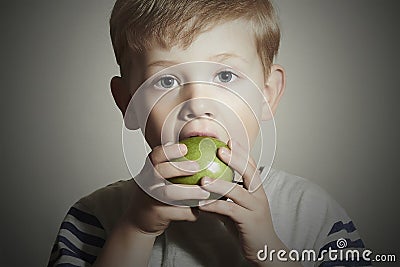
[122,19,283,149]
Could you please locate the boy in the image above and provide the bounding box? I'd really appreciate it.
[48,0,371,266]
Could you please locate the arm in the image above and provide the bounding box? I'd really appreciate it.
[92,142,208,266]
[48,143,207,267]
[92,219,157,267]
[199,140,302,267]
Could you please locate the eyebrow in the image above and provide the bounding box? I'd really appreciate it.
[147,60,180,68]
[147,53,248,68]
[208,53,248,64]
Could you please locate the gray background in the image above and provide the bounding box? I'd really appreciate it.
[1,1,399,266]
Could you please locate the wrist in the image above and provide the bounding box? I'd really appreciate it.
[120,207,166,237]
[119,214,165,237]
[134,226,165,237]
[94,216,158,267]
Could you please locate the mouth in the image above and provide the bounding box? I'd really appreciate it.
[177,118,228,142]
[179,131,218,140]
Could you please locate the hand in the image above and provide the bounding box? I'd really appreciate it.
[123,142,211,235]
[198,140,281,263]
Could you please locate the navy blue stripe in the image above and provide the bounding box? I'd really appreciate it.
[68,207,104,229]
[47,248,76,267]
[58,248,77,258]
[57,235,97,264]
[318,238,365,256]
[319,259,371,267]
[328,221,356,236]
[61,221,105,248]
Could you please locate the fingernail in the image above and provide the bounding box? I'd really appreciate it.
[202,177,212,185]
[199,190,210,198]
[165,141,174,146]
[178,144,187,154]
[220,147,230,155]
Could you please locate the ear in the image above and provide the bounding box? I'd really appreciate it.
[110,76,139,130]
[261,64,286,120]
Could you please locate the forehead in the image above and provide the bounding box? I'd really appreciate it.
[125,19,265,94]
[145,19,259,70]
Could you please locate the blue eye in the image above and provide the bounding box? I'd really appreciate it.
[154,75,179,89]
[216,71,238,83]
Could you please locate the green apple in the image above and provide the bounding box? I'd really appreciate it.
[169,136,234,185]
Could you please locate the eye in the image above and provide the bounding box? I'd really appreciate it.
[215,70,238,83]
[154,75,180,89]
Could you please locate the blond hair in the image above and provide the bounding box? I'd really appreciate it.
[110,0,280,78]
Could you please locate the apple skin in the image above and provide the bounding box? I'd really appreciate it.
[169,136,234,185]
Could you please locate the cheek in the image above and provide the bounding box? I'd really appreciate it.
[221,94,260,146]
[144,112,163,148]
[238,105,260,144]
[144,94,180,147]
[144,103,170,147]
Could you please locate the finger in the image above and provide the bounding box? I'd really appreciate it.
[155,160,199,178]
[136,157,166,188]
[200,177,255,210]
[198,199,247,224]
[152,184,210,201]
[218,146,261,192]
[150,143,187,164]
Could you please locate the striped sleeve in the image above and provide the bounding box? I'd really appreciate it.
[47,203,106,267]
[315,220,372,267]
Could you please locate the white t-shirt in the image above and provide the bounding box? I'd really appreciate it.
[48,168,371,266]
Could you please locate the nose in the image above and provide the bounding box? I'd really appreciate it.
[178,84,217,121]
